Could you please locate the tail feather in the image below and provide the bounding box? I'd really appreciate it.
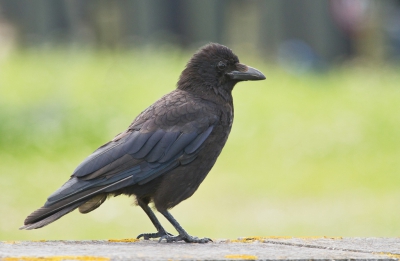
[20,201,82,230]
[23,185,108,226]
[21,175,134,230]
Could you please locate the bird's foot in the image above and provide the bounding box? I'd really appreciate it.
[137,231,173,240]
[159,234,212,243]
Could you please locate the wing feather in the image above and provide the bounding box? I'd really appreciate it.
[131,129,165,158]
[146,132,181,162]
[185,125,214,154]
[44,96,218,207]
[159,132,198,163]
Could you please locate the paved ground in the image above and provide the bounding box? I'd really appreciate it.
[1,237,400,261]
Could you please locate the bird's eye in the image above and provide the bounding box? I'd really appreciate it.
[217,61,227,71]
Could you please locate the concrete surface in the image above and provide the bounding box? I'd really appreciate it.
[1,237,399,261]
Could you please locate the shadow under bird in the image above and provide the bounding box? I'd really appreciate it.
[21,43,265,243]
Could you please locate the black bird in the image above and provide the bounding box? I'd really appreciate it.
[21,43,265,243]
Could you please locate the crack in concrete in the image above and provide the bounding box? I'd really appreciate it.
[263,240,400,259]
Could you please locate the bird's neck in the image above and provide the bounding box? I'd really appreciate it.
[212,85,234,105]
[178,80,235,106]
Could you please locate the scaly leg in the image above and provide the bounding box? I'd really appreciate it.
[159,210,212,243]
[136,199,173,240]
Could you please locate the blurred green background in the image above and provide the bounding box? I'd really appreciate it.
[1,0,400,240]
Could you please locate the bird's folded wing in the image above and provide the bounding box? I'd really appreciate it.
[44,110,216,208]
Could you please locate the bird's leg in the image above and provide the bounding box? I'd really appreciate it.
[159,210,212,243]
[136,199,173,240]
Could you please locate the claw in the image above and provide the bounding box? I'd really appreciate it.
[159,234,212,243]
[137,231,174,240]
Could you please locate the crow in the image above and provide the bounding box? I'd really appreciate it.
[21,43,265,243]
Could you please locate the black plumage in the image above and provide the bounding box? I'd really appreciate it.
[21,43,265,243]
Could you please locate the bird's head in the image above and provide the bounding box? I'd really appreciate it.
[177,43,265,102]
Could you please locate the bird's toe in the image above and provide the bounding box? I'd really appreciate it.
[137,231,173,240]
[158,234,212,243]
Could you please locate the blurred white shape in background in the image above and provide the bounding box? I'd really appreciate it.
[0,6,16,62]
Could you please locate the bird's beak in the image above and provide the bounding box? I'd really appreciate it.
[226,63,266,81]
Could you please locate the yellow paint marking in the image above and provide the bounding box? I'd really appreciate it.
[386,253,400,259]
[225,254,258,260]
[375,252,400,260]
[107,238,139,243]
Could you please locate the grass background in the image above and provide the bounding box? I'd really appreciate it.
[1,48,400,240]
